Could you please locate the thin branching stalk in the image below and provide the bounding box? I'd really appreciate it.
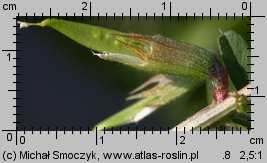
[171,83,251,131]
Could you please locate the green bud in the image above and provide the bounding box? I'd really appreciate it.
[111,33,214,80]
[19,19,228,102]
[19,19,213,80]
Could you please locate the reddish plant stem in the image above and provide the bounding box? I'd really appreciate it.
[211,55,228,103]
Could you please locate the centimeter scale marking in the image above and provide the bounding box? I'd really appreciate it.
[1,125,254,146]
[2,1,266,146]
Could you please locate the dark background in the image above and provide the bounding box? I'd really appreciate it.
[16,16,250,131]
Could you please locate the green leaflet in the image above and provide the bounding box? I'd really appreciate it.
[92,76,200,131]
[19,19,214,81]
[93,95,158,131]
[22,19,134,55]
[218,31,250,90]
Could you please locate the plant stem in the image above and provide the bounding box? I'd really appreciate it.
[171,83,251,131]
